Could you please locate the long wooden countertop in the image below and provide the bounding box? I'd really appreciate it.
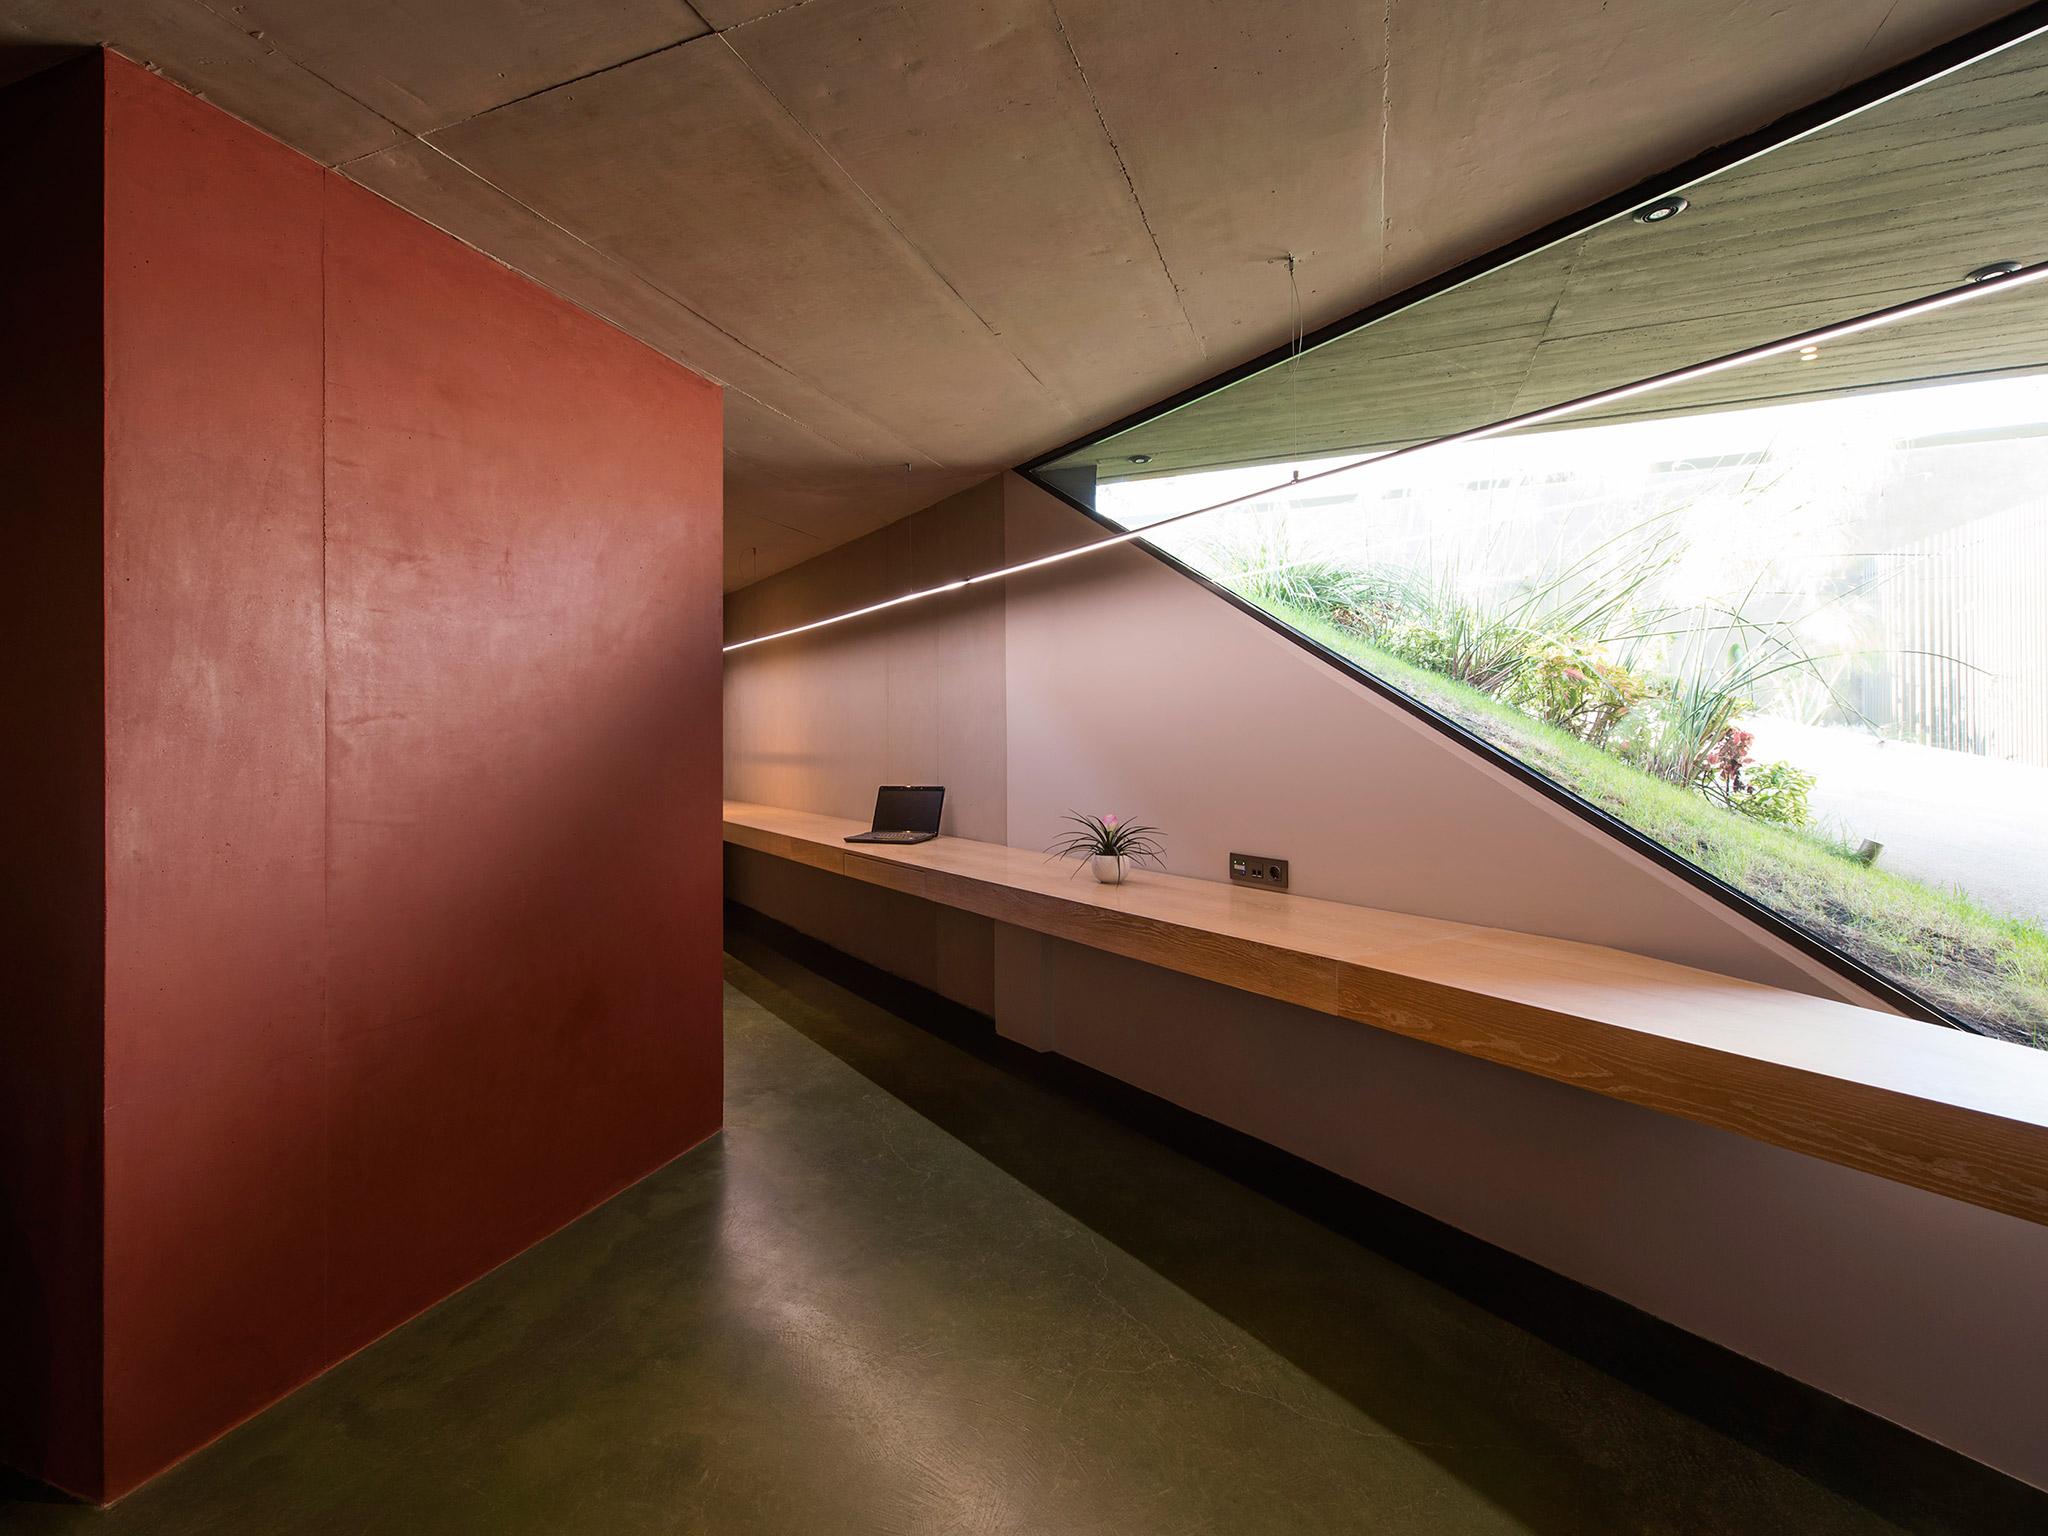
[724,801,2048,1227]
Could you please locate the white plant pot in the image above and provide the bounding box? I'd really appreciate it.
[1091,854,1128,885]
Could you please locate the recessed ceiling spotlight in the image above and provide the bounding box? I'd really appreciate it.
[1631,195,1689,225]
[1966,261,2024,283]
[1129,454,1153,465]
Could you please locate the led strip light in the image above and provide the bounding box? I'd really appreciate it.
[725,263,2048,654]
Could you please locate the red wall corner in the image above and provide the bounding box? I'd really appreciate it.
[21,54,725,1501]
[0,53,109,1502]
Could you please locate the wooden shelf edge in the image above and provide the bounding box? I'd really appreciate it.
[723,804,2048,1227]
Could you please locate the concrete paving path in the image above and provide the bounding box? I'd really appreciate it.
[1748,718,2048,924]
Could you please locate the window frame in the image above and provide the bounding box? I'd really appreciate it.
[1017,4,2048,1035]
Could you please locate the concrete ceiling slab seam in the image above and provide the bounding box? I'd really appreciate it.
[1072,28,2048,479]
[1048,0,1387,362]
[1373,0,2017,295]
[340,133,942,474]
[725,506,829,587]
[725,393,996,541]
[719,0,1208,412]
[0,0,403,161]
[426,38,1075,466]
[689,0,805,32]
[215,0,712,133]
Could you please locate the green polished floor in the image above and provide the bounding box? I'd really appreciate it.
[5,937,2038,1534]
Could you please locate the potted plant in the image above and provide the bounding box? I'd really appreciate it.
[1047,811,1166,885]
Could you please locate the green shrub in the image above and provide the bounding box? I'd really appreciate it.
[1192,519,1380,616]
[1269,600,2048,1045]
[1614,675,1749,791]
[1364,573,1541,694]
[1202,514,1831,822]
[1502,637,1648,748]
[1727,760,1817,826]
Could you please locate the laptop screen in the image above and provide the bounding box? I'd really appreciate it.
[872,785,944,834]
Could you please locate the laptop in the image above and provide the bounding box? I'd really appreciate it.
[845,785,945,845]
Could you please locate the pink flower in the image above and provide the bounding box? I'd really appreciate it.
[1102,814,1120,828]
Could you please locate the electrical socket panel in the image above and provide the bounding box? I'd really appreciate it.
[1228,853,1290,891]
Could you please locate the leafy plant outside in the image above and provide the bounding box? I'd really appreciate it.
[1265,598,2048,1047]
[1188,500,2045,1047]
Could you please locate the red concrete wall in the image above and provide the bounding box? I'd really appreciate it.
[318,175,725,1355]
[9,56,725,1501]
[0,56,108,1501]
[98,57,332,1496]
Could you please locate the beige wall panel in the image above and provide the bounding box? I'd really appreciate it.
[725,480,1009,842]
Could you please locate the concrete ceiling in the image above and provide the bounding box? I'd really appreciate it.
[0,0,2030,586]
[1057,35,2048,482]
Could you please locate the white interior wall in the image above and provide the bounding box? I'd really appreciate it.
[999,474,1883,1004]
[724,470,2048,1490]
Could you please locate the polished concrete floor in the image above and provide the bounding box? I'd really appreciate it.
[4,936,2037,1533]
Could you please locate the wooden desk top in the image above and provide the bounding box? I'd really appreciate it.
[725,801,2048,1226]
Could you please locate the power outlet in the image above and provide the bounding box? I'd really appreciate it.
[1228,853,1290,891]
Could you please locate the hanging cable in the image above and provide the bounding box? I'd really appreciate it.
[1287,252,1304,477]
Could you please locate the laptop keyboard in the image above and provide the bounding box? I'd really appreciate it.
[865,831,927,842]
